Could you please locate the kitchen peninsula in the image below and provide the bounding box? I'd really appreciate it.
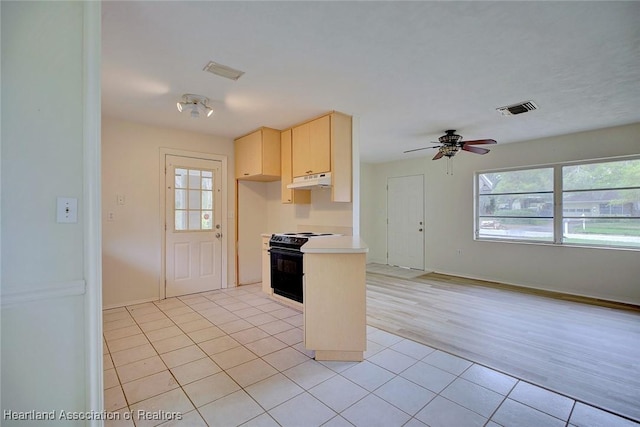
[302,236,368,361]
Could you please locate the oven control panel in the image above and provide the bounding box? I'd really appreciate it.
[269,234,309,248]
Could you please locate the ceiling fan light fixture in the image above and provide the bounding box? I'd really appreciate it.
[441,145,459,157]
[177,94,214,119]
[439,130,463,146]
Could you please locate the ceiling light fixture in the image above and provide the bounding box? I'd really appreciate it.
[177,94,214,118]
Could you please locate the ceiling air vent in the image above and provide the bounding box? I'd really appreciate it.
[497,100,538,116]
[203,61,245,81]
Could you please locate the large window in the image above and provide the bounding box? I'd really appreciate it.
[562,159,640,248]
[476,157,640,249]
[477,168,554,242]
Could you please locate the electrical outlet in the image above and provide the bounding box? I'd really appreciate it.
[107,212,115,221]
[57,197,78,223]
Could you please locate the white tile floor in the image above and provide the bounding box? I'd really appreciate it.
[103,283,640,427]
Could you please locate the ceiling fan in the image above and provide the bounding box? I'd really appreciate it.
[404,129,497,160]
[404,129,497,174]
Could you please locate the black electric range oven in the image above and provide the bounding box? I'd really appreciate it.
[268,232,337,303]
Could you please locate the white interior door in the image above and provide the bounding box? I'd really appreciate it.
[387,175,425,270]
[165,155,223,297]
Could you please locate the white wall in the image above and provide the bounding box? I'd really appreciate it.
[361,123,640,305]
[102,117,235,308]
[1,1,90,423]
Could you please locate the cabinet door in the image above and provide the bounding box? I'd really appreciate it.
[292,122,311,177]
[235,131,262,179]
[309,114,331,174]
[281,130,311,204]
[260,128,282,177]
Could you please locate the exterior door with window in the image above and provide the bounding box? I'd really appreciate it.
[387,175,425,270]
[165,155,222,297]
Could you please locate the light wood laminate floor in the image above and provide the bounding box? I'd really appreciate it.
[366,267,640,423]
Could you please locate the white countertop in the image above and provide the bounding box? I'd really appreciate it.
[301,236,369,254]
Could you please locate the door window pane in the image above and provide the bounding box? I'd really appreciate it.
[175,169,188,189]
[173,166,217,232]
[189,190,201,210]
[175,189,186,209]
[202,191,213,210]
[189,170,201,189]
[175,210,187,231]
[202,176,212,190]
[189,211,201,230]
[202,211,213,230]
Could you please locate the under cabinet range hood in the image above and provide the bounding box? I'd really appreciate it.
[287,172,332,189]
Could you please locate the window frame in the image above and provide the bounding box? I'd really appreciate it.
[474,155,640,251]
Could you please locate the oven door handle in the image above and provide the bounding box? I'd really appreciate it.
[268,247,303,257]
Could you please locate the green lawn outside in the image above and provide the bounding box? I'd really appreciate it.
[568,221,640,236]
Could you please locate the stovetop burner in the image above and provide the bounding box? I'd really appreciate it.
[270,232,341,249]
[280,232,336,237]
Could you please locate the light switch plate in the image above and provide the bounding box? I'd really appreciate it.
[57,197,78,223]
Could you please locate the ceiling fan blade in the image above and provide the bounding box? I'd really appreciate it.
[403,145,441,154]
[464,139,497,145]
[463,145,490,155]
[432,151,445,160]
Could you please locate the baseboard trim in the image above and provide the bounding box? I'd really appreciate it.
[420,271,640,312]
[103,296,159,310]
[1,280,86,307]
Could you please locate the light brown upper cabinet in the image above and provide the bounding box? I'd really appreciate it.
[329,112,353,203]
[235,127,281,181]
[291,112,352,202]
[292,114,331,177]
[281,129,311,204]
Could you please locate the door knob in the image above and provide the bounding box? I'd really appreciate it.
[418,228,423,232]
[215,232,222,238]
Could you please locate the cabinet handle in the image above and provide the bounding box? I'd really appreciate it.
[243,173,249,176]
[306,170,313,174]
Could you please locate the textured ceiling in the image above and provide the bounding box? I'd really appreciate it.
[102,1,640,163]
